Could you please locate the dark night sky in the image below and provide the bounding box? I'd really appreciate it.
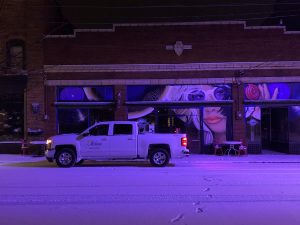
[54,0,300,31]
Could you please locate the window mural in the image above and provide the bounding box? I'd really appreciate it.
[58,86,113,102]
[245,83,300,144]
[57,108,89,134]
[56,86,114,134]
[57,108,114,134]
[127,85,232,147]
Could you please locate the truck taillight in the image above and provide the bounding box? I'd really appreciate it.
[181,137,187,147]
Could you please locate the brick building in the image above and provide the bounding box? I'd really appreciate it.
[0,0,63,152]
[2,1,300,154]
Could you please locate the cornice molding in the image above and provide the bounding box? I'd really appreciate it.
[45,21,300,39]
[44,61,300,73]
[45,76,300,86]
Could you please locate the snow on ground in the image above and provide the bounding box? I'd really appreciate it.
[0,154,300,225]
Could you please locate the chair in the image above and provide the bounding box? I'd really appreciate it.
[237,140,248,156]
[214,144,223,155]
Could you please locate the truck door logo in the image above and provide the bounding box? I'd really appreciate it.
[87,140,102,147]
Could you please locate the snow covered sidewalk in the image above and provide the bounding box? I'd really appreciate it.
[0,154,45,165]
[178,153,300,164]
[0,153,299,167]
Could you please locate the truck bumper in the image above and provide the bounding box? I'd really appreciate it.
[45,149,55,161]
[174,149,190,159]
[182,149,190,156]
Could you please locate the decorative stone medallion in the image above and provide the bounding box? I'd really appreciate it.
[166,41,192,56]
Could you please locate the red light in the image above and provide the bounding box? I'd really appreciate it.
[181,137,187,147]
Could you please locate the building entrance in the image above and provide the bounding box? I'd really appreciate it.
[261,107,289,153]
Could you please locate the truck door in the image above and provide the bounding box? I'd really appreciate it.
[109,124,137,158]
[80,124,110,158]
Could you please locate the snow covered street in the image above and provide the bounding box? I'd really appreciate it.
[0,154,300,225]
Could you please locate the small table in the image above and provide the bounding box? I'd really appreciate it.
[222,141,242,156]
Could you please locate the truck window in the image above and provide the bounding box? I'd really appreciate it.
[113,124,132,135]
[89,124,109,136]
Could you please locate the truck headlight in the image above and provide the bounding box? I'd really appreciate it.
[46,139,52,149]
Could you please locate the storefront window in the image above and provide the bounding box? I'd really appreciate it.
[127,84,233,153]
[0,94,23,141]
[244,83,300,101]
[57,86,113,102]
[203,106,233,145]
[244,82,300,153]
[289,106,300,142]
[57,108,114,134]
[56,86,114,134]
[245,106,261,143]
[57,108,89,134]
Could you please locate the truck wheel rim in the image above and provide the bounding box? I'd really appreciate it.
[153,152,166,165]
[59,152,72,165]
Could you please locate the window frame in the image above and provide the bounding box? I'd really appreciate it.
[113,124,133,135]
[6,39,26,70]
[89,124,109,136]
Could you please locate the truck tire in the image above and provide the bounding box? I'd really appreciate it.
[149,149,170,167]
[56,148,76,168]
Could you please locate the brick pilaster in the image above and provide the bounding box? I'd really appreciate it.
[114,85,128,120]
[232,82,246,142]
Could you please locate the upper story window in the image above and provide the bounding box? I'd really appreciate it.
[6,39,25,70]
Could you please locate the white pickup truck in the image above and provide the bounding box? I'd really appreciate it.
[45,121,189,167]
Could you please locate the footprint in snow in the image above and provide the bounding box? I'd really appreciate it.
[203,187,210,192]
[196,207,204,213]
[203,177,213,182]
[193,201,201,206]
[170,213,184,223]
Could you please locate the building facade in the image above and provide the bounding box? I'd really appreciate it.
[43,22,300,154]
[2,2,300,154]
[0,0,58,153]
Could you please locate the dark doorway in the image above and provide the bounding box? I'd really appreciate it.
[261,107,289,153]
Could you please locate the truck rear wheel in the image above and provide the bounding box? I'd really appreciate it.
[149,149,169,167]
[56,148,76,168]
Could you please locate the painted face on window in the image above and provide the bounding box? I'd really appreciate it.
[186,85,228,134]
[203,106,227,134]
[187,86,230,101]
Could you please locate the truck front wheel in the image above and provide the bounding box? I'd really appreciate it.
[56,148,76,168]
[149,149,170,167]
